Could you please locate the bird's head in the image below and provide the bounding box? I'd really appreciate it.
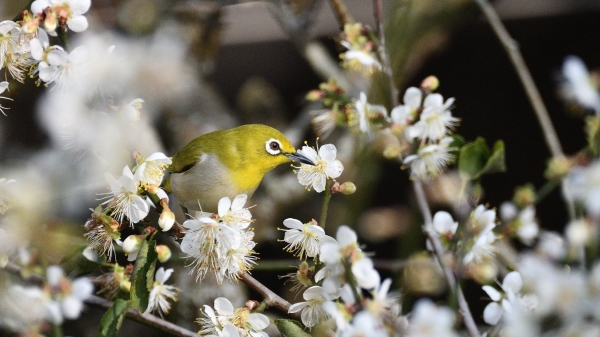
[235,124,314,173]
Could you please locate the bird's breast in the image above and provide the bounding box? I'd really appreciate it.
[169,153,259,212]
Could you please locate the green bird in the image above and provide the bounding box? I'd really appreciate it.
[163,124,314,213]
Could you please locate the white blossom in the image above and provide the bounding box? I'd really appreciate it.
[407,93,458,141]
[199,297,270,337]
[355,92,388,134]
[146,267,179,317]
[560,55,600,114]
[280,218,334,260]
[289,286,339,328]
[31,0,91,34]
[403,136,454,179]
[102,166,150,225]
[295,143,344,192]
[407,299,458,337]
[390,87,421,126]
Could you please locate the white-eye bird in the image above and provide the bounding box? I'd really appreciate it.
[162,124,314,213]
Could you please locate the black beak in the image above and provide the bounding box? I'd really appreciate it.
[286,152,315,166]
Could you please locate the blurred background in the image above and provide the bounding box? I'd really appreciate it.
[1,0,600,336]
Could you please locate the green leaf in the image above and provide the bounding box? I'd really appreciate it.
[480,140,506,176]
[60,244,105,276]
[98,298,129,337]
[275,319,311,337]
[458,137,506,180]
[129,239,157,312]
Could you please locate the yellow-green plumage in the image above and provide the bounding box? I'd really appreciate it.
[164,124,298,212]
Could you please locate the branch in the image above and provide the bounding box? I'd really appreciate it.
[474,0,563,159]
[327,0,354,27]
[373,0,399,107]
[3,262,197,337]
[413,181,481,337]
[240,272,301,320]
[86,295,197,337]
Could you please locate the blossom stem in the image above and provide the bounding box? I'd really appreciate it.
[343,259,362,304]
[327,0,354,27]
[475,0,577,220]
[373,0,399,107]
[319,180,333,230]
[474,0,563,159]
[57,24,71,52]
[12,0,35,21]
[239,272,301,320]
[413,181,480,337]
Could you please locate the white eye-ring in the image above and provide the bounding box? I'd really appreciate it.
[265,139,282,155]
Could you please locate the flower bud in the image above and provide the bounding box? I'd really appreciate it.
[306,90,323,101]
[155,245,172,263]
[383,145,401,159]
[158,209,175,232]
[339,182,356,195]
[120,280,131,292]
[122,235,143,261]
[420,75,440,92]
[513,184,535,208]
[43,9,57,33]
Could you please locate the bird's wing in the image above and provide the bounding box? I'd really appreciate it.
[168,141,205,174]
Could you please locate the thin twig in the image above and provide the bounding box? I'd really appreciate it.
[474,0,563,159]
[86,295,197,337]
[3,262,197,337]
[474,0,577,220]
[327,0,354,27]
[413,181,481,337]
[373,0,399,107]
[240,273,301,320]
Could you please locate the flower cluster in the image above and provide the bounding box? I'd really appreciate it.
[283,225,414,335]
[84,151,172,260]
[180,194,257,284]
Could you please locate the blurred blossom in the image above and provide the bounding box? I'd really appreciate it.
[560,55,600,115]
[535,231,566,260]
[406,93,457,142]
[566,161,600,217]
[403,136,454,180]
[390,87,421,127]
[407,299,458,337]
[340,23,382,74]
[565,218,594,250]
[0,284,51,334]
[463,205,497,265]
[500,202,539,245]
[45,265,94,324]
[354,92,388,134]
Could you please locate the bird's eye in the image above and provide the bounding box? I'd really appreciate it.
[265,139,282,155]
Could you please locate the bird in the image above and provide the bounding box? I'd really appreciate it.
[162,124,314,214]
